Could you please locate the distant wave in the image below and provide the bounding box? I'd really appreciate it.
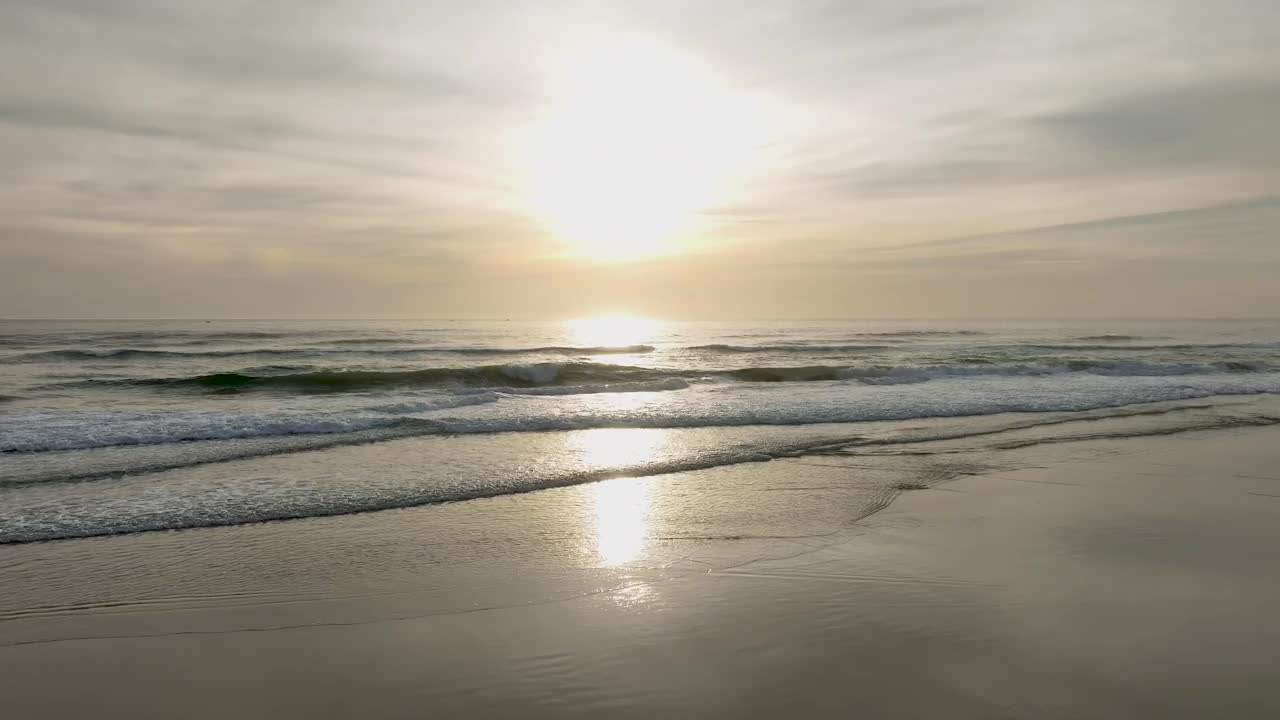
[850,330,989,338]
[0,331,453,348]
[11,339,1275,364]
[690,344,892,353]
[1073,334,1148,342]
[63,331,292,344]
[14,341,1277,364]
[5,349,313,361]
[4,344,656,362]
[1017,342,1279,351]
[446,344,656,356]
[320,337,413,346]
[728,361,1274,384]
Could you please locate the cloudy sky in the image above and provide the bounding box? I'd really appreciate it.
[1,0,1277,319]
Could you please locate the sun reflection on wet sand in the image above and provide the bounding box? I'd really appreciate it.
[593,478,651,566]
[570,428,669,566]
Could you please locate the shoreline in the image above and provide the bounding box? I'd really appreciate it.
[3,422,1280,717]
[4,395,1274,545]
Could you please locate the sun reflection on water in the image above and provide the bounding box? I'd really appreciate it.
[593,478,651,567]
[565,315,660,349]
[573,427,669,467]
[570,428,669,566]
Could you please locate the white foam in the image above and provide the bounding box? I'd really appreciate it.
[6,373,1279,454]
[4,393,1276,544]
[420,374,1280,434]
[0,411,412,453]
[498,379,689,396]
[367,392,499,414]
[835,361,1273,384]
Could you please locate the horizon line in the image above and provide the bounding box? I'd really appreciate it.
[3,316,1279,323]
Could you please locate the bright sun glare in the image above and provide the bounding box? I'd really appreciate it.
[565,315,659,348]
[528,36,763,262]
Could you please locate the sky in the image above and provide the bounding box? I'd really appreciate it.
[1,0,1277,319]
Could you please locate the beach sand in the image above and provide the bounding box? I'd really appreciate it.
[3,420,1280,718]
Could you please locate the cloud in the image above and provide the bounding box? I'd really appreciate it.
[1038,79,1280,170]
[0,1,1278,317]
[852,196,1280,270]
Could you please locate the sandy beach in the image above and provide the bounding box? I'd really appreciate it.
[5,0,1279,715]
[3,404,1280,718]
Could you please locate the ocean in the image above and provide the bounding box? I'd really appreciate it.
[2,318,1279,544]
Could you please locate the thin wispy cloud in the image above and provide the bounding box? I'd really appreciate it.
[1,0,1276,317]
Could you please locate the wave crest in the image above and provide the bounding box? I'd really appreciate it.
[851,330,989,338]
[497,379,690,396]
[1073,334,1147,342]
[145,362,662,392]
[57,358,1279,396]
[691,344,891,353]
[4,344,656,363]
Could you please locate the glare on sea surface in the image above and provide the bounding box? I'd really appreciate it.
[565,315,660,349]
[574,427,669,468]
[593,478,651,566]
[570,428,669,566]
[526,35,764,262]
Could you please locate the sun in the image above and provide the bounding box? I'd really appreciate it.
[526,36,763,262]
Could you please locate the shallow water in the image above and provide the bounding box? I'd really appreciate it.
[2,319,1278,542]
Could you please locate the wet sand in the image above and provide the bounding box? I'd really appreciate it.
[3,421,1280,718]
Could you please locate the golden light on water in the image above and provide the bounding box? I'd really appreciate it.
[560,324,670,565]
[565,315,660,348]
[570,428,670,566]
[527,35,764,262]
[574,427,669,467]
[593,478,651,566]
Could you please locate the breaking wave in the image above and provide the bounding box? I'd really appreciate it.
[57,358,1277,394]
[10,367,1278,457]
[121,363,664,391]
[364,393,500,415]
[496,379,690,396]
